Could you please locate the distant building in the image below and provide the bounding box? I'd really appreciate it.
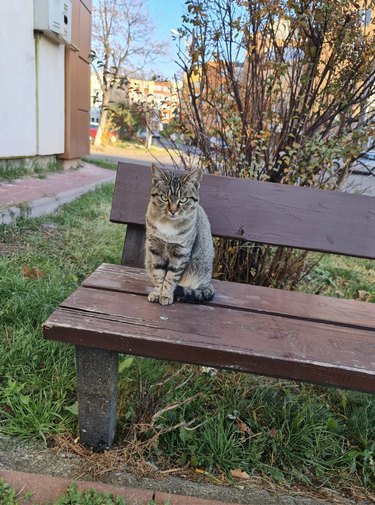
[127,79,180,125]
[90,73,181,132]
[90,108,101,125]
[181,60,244,136]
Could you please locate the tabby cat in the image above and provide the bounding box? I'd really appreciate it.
[145,164,214,305]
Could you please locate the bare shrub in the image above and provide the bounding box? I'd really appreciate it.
[166,0,375,287]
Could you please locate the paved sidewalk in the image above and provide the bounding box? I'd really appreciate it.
[0,162,116,224]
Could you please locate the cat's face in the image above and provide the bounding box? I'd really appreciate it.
[150,165,202,219]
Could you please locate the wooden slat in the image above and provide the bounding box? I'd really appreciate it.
[82,263,375,332]
[110,162,375,259]
[43,285,375,392]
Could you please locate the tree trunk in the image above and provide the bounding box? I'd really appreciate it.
[145,129,152,149]
[93,91,110,147]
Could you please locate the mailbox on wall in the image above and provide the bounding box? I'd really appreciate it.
[34,0,72,44]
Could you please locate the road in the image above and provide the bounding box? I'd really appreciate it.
[343,157,375,196]
[89,145,176,169]
[90,147,375,197]
[344,172,375,196]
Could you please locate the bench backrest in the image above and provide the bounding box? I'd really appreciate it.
[111,162,375,268]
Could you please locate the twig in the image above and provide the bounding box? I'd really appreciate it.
[152,364,188,388]
[151,393,201,426]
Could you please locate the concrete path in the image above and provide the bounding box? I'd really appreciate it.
[89,144,177,168]
[0,162,115,225]
[344,172,375,196]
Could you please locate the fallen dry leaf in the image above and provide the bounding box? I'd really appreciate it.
[230,468,250,480]
[239,421,251,434]
[22,266,45,279]
[0,403,14,416]
[356,290,373,303]
[269,427,278,438]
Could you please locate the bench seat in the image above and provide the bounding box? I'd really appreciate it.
[44,263,375,393]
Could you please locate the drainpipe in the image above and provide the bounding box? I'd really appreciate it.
[34,30,42,155]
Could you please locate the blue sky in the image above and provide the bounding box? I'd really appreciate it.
[146,0,187,79]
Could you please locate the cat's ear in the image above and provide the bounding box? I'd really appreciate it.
[151,164,168,183]
[183,168,202,187]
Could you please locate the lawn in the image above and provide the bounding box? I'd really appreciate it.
[81,156,118,170]
[0,183,374,500]
[0,158,63,183]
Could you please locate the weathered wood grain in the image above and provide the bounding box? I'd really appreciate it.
[82,263,375,332]
[43,277,375,392]
[110,163,375,259]
[121,224,145,268]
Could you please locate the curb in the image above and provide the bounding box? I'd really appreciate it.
[0,174,115,225]
[0,470,238,505]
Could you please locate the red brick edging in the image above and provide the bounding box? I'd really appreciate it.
[0,470,238,505]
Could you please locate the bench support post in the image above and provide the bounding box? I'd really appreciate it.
[75,346,118,451]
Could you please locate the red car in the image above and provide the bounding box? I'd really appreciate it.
[89,123,117,143]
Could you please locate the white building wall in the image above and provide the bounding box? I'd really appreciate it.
[0,1,37,157]
[38,38,65,155]
[0,1,65,159]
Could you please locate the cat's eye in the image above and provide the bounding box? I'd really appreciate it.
[179,197,188,203]
[160,196,169,202]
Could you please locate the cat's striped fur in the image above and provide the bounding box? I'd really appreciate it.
[145,164,214,305]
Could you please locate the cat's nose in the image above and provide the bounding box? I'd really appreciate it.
[169,204,178,215]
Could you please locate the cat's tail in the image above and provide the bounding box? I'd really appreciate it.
[174,284,214,304]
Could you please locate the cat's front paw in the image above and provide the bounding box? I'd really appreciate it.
[159,293,174,306]
[148,291,160,303]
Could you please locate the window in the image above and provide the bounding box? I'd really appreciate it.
[359,9,372,27]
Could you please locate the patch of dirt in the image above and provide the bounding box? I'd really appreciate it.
[0,436,373,505]
[0,243,22,257]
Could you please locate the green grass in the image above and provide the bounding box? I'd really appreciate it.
[0,478,19,504]
[0,479,169,505]
[113,139,165,152]
[301,254,375,301]
[0,187,374,497]
[114,139,146,150]
[0,184,124,441]
[123,366,375,492]
[81,157,118,170]
[0,158,63,182]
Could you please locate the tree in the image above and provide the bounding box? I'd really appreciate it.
[110,103,145,140]
[171,0,375,287]
[91,0,165,146]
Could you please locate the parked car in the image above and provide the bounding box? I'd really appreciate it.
[137,129,161,140]
[89,122,117,143]
[209,136,229,152]
[333,156,375,177]
[137,130,147,140]
[89,123,98,143]
[361,150,375,161]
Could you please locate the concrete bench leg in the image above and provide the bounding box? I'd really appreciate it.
[75,346,118,451]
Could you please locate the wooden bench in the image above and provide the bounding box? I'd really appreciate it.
[43,162,375,452]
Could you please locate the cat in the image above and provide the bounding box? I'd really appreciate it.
[145,164,215,306]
